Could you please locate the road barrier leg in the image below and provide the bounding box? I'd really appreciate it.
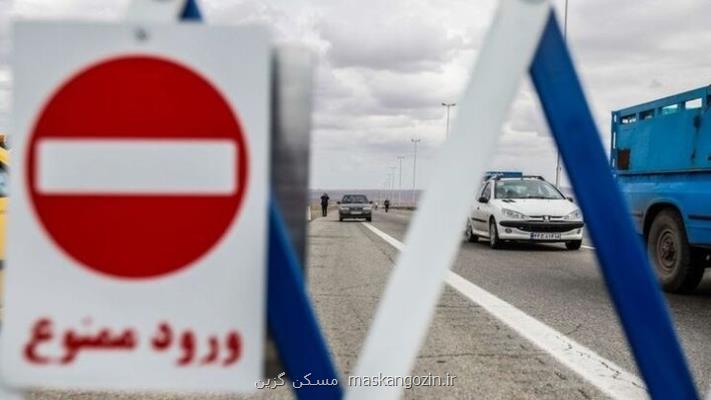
[530,12,697,400]
[268,200,343,399]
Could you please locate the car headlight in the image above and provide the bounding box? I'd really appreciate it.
[340,206,349,211]
[363,206,372,211]
[563,209,582,220]
[501,208,527,220]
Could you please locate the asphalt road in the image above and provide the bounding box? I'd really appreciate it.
[307,211,609,399]
[366,208,711,396]
[20,207,711,399]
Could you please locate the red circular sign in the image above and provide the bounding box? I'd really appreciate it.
[27,56,249,279]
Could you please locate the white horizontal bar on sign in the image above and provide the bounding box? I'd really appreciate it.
[36,139,237,195]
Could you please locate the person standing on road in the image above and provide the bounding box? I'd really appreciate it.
[320,192,330,217]
[384,198,390,213]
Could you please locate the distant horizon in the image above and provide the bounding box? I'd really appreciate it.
[309,186,575,203]
[308,185,573,191]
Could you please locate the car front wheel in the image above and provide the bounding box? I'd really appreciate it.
[489,219,501,249]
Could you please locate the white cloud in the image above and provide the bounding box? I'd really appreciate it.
[320,15,466,73]
[2,0,710,189]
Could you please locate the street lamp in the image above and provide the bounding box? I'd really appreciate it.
[410,137,421,206]
[555,0,568,187]
[388,166,397,203]
[385,173,392,203]
[441,102,456,138]
[397,156,405,206]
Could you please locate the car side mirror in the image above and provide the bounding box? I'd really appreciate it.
[567,196,574,203]
[336,201,340,204]
[478,196,489,204]
[369,201,373,204]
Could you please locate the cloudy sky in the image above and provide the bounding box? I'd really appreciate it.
[1,0,710,190]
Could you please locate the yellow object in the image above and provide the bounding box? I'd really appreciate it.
[0,147,7,304]
[0,147,8,261]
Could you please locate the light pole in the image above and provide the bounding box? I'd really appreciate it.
[385,173,392,203]
[397,156,404,206]
[389,166,397,202]
[410,137,421,206]
[555,0,568,187]
[442,102,456,138]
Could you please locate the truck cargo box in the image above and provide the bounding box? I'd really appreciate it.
[610,86,711,293]
[611,86,711,174]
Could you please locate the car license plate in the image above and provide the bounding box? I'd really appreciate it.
[530,232,561,240]
[351,211,361,215]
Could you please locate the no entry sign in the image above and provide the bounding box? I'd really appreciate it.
[2,22,270,393]
[29,56,249,279]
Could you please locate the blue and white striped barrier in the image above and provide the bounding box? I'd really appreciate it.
[348,1,698,400]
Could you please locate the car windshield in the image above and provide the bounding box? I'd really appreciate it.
[342,194,368,204]
[495,180,563,200]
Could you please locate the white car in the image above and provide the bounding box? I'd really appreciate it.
[464,176,585,250]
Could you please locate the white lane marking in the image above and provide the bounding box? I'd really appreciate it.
[36,139,236,194]
[361,222,648,400]
[347,2,551,400]
[363,222,405,251]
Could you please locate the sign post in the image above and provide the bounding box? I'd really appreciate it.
[2,16,271,394]
[2,1,341,399]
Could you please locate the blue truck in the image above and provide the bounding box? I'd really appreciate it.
[611,86,711,293]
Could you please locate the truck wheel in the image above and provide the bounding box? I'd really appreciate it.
[465,221,478,243]
[489,219,501,249]
[648,209,703,293]
[566,240,582,250]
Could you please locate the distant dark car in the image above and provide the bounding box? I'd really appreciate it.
[338,194,373,222]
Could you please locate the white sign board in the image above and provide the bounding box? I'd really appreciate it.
[1,21,270,393]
